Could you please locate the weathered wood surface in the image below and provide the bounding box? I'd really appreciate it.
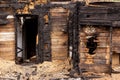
[79,64,110,73]
[0,19,15,60]
[79,4,120,26]
[112,28,120,53]
[50,7,68,60]
[79,26,110,73]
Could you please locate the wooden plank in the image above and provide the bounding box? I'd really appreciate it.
[0,41,15,46]
[0,46,15,51]
[51,31,67,36]
[51,45,67,49]
[50,12,68,17]
[52,26,67,31]
[79,64,110,73]
[80,38,108,43]
[51,34,68,39]
[79,13,120,21]
[79,48,108,53]
[51,40,67,45]
[112,53,120,65]
[52,51,67,57]
[112,47,120,53]
[51,21,67,26]
[50,7,67,13]
[80,32,109,37]
[80,6,108,14]
[79,20,111,26]
[0,18,15,60]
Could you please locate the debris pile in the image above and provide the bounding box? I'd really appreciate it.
[0,58,119,80]
[0,58,70,80]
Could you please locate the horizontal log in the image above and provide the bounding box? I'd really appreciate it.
[112,37,120,40]
[51,23,66,27]
[79,20,111,26]
[79,13,120,21]
[0,28,14,32]
[52,52,67,57]
[79,32,109,37]
[50,12,68,17]
[51,31,67,36]
[52,48,67,52]
[80,52,107,55]
[79,48,109,53]
[80,39,108,42]
[51,34,68,39]
[50,8,67,13]
[112,47,120,53]
[79,64,110,73]
[0,44,15,47]
[51,45,67,49]
[52,42,67,45]
[51,21,67,25]
[52,26,67,31]
[80,6,108,14]
[0,53,15,60]
[112,33,120,36]
[0,4,9,8]
[0,47,15,52]
[0,41,15,45]
[52,57,67,60]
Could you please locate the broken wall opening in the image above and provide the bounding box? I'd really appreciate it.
[16,14,38,63]
[79,25,111,73]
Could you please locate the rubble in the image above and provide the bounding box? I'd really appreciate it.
[0,58,70,80]
[0,58,120,80]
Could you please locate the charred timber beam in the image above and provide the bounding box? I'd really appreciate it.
[79,20,112,26]
[32,4,52,62]
[109,26,113,75]
[0,19,8,25]
[34,2,77,11]
[72,2,85,75]
[79,6,120,27]
[0,0,26,9]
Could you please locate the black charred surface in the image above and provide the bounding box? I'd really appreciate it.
[86,34,98,55]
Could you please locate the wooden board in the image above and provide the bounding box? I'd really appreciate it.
[0,19,15,60]
[50,7,68,60]
[112,53,120,65]
[79,64,110,73]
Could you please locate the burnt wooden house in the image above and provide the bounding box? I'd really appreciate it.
[0,0,120,76]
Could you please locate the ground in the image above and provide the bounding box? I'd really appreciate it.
[0,58,119,80]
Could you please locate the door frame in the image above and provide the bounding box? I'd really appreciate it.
[15,14,39,63]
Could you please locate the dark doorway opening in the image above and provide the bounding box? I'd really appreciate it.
[22,16,38,60]
[16,14,38,63]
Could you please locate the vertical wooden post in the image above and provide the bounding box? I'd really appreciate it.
[109,26,113,75]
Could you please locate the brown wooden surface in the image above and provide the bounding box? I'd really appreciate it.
[79,63,110,73]
[0,19,15,60]
[50,7,68,60]
[79,26,110,73]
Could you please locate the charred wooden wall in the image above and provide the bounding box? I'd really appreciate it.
[79,26,110,72]
[0,1,120,70]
